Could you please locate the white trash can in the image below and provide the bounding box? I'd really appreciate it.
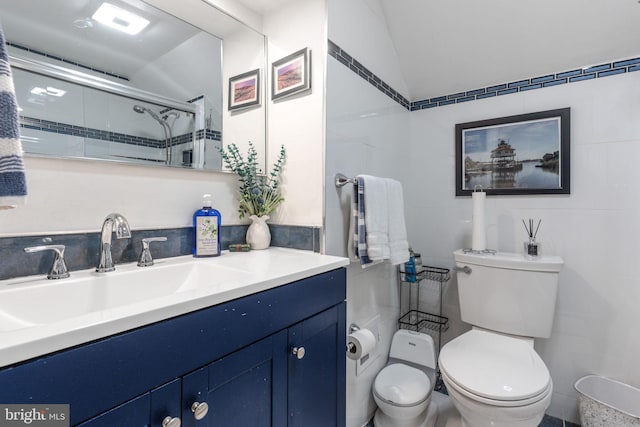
[574,375,640,427]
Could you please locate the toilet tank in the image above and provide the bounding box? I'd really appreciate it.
[453,249,563,338]
[389,330,436,369]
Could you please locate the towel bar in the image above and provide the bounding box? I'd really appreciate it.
[335,173,356,188]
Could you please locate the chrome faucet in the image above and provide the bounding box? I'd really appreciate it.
[96,213,132,273]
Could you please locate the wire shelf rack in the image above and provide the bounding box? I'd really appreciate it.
[399,265,451,283]
[399,310,449,333]
[398,263,451,368]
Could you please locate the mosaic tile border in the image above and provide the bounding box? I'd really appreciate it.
[0,225,320,280]
[7,41,130,82]
[328,39,640,114]
[20,116,222,149]
[411,57,640,111]
[328,40,410,110]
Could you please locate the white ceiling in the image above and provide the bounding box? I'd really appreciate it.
[238,0,640,102]
[378,0,640,101]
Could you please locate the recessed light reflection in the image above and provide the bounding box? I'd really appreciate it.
[30,86,67,97]
[92,2,150,35]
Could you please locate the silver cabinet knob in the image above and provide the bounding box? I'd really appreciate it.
[191,401,209,420]
[292,346,305,359]
[162,416,181,427]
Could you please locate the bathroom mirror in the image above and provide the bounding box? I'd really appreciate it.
[1,0,266,172]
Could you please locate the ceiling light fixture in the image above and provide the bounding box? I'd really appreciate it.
[92,2,149,35]
[30,86,67,97]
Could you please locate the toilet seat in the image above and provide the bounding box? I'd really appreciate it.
[373,363,432,407]
[439,330,551,405]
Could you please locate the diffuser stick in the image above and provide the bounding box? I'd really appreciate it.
[533,219,542,239]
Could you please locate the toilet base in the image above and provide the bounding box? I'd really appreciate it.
[373,396,439,427]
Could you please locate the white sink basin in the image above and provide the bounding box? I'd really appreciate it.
[0,248,350,368]
[0,258,249,332]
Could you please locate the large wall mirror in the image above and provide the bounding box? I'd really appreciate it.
[1,0,266,172]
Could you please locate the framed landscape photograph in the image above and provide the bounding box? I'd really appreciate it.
[271,47,311,100]
[228,68,260,111]
[455,108,570,196]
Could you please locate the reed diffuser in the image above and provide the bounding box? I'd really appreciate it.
[522,218,541,259]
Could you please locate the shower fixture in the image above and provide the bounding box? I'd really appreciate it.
[133,104,174,165]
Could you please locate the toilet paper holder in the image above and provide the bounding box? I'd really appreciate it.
[347,323,360,353]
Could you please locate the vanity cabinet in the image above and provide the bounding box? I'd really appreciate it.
[0,268,346,427]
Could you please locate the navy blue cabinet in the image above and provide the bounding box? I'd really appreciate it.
[288,304,346,427]
[0,268,346,427]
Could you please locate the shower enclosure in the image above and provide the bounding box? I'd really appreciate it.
[11,55,221,170]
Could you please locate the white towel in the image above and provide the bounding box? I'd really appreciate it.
[387,179,410,265]
[358,175,410,266]
[360,175,390,261]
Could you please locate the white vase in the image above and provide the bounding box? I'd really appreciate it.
[246,215,271,250]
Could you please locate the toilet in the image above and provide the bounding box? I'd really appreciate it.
[438,249,564,427]
[372,330,439,427]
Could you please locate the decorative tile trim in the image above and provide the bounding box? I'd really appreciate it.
[328,40,410,110]
[0,225,320,280]
[20,116,222,149]
[409,58,639,110]
[7,41,130,82]
[328,39,640,112]
[21,115,163,148]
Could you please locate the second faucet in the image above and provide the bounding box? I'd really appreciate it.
[96,213,131,273]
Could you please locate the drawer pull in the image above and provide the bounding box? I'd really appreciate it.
[162,416,181,427]
[292,346,306,359]
[191,401,209,420]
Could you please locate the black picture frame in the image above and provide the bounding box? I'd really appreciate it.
[271,47,311,101]
[455,108,570,196]
[228,68,260,111]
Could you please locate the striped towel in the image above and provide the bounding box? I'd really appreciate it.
[0,24,27,209]
[351,176,378,268]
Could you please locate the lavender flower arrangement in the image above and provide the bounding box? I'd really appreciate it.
[218,142,286,219]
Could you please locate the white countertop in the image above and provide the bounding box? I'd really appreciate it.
[0,248,349,368]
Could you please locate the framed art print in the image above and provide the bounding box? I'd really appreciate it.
[455,108,570,196]
[271,47,311,100]
[228,68,260,111]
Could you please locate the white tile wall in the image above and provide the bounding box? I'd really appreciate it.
[328,2,640,424]
[326,0,412,423]
[407,72,640,423]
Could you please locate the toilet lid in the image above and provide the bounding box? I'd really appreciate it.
[439,330,550,401]
[374,364,431,406]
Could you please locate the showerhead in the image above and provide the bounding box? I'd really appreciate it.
[133,104,162,123]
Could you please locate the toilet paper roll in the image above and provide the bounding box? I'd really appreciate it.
[347,328,377,360]
[471,190,486,251]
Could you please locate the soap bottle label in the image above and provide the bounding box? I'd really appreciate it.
[196,216,219,256]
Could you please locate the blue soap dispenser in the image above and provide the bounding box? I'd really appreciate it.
[193,194,221,257]
[404,247,416,282]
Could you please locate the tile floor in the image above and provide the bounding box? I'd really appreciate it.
[367,390,581,427]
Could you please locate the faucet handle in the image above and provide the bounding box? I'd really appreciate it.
[138,237,167,267]
[24,244,71,280]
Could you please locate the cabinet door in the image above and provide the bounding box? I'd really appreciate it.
[74,394,150,427]
[150,379,182,427]
[181,332,287,427]
[287,302,346,427]
[75,379,181,427]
